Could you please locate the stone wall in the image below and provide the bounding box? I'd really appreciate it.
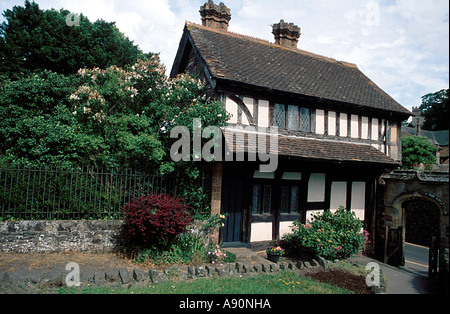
[0,220,123,253]
[0,220,215,253]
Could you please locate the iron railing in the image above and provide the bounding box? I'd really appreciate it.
[0,163,208,220]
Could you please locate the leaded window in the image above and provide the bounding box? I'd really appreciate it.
[252,184,272,215]
[287,105,299,130]
[280,185,299,214]
[274,103,310,133]
[275,103,285,129]
[300,108,311,132]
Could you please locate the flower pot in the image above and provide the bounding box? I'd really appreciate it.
[267,254,280,263]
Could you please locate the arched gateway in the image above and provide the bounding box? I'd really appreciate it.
[376,170,448,273]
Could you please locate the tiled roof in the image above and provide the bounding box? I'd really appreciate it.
[223,128,400,166]
[185,22,411,116]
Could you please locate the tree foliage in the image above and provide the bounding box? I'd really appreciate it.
[0,0,144,78]
[0,57,228,172]
[401,135,437,169]
[419,89,449,131]
[0,1,229,216]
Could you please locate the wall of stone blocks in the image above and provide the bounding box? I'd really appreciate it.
[0,220,123,253]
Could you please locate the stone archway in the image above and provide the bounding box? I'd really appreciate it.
[403,198,440,247]
[392,191,445,248]
[377,170,449,271]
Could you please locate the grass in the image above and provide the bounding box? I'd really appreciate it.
[57,271,353,294]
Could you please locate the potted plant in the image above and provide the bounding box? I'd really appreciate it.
[266,246,284,263]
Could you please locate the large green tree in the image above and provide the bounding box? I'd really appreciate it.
[0,57,229,172]
[402,135,438,169]
[0,0,144,78]
[419,89,449,131]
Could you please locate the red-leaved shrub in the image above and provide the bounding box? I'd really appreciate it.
[122,193,192,248]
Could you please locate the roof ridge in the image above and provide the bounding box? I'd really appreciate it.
[185,21,358,68]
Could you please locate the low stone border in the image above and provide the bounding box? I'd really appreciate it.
[1,256,385,294]
[0,257,329,289]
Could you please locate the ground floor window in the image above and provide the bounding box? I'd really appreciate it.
[252,184,272,215]
[280,185,299,213]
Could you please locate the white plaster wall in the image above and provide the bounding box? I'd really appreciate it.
[315,110,325,135]
[226,96,238,124]
[306,210,324,224]
[258,100,269,128]
[371,118,379,141]
[350,114,359,139]
[351,181,366,221]
[307,173,326,202]
[279,221,294,238]
[361,116,369,139]
[242,97,253,126]
[328,111,336,136]
[330,181,347,211]
[339,113,348,137]
[250,222,272,242]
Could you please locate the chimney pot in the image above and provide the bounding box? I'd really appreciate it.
[272,19,301,48]
[200,0,231,31]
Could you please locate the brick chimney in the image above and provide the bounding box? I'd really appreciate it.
[272,20,301,49]
[199,0,231,31]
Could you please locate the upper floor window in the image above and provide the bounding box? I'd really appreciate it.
[275,104,310,132]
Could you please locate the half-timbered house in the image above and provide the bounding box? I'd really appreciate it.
[171,1,411,246]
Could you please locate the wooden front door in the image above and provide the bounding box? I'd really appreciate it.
[221,174,246,243]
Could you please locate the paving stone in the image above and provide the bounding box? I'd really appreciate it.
[235,262,244,274]
[195,265,207,277]
[40,271,64,288]
[80,270,95,285]
[118,269,132,284]
[149,269,168,284]
[253,265,262,273]
[105,270,120,284]
[205,265,215,277]
[288,262,297,270]
[225,263,235,276]
[318,256,328,269]
[187,266,195,278]
[132,269,147,282]
[94,271,106,284]
[269,264,279,273]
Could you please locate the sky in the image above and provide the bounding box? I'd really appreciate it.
[1,0,449,113]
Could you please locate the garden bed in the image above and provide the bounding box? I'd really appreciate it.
[1,251,374,294]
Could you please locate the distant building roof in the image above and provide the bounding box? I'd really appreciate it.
[402,126,449,146]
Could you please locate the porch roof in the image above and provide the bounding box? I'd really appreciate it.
[222,128,400,166]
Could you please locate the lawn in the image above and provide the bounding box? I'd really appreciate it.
[57,271,353,294]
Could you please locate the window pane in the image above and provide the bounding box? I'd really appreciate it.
[252,185,261,214]
[280,186,289,213]
[287,105,299,130]
[300,108,311,132]
[262,185,272,214]
[275,103,285,129]
[290,186,299,213]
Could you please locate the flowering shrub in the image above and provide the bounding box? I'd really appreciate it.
[122,193,192,248]
[282,207,369,260]
[266,246,285,256]
[207,245,228,264]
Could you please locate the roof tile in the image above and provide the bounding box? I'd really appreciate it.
[186,22,411,116]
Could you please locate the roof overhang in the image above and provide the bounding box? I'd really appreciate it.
[222,127,401,167]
